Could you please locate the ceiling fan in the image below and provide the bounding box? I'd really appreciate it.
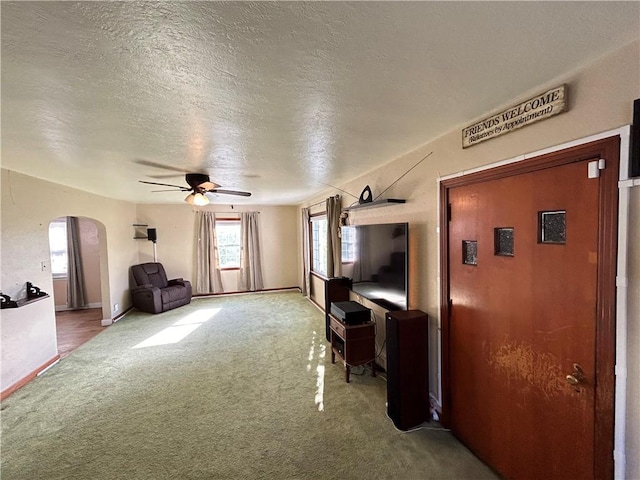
[139,173,251,206]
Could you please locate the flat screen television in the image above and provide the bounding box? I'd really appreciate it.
[342,222,408,311]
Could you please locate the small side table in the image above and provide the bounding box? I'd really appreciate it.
[329,314,376,383]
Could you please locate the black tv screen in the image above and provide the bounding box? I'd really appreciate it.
[342,222,408,311]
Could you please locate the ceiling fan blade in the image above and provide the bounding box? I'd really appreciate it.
[152,189,185,192]
[209,189,252,197]
[134,159,188,173]
[148,174,184,180]
[198,181,221,190]
[139,180,190,191]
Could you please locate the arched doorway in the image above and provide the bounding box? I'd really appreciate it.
[48,216,110,358]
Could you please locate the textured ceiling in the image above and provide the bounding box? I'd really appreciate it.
[2,2,639,205]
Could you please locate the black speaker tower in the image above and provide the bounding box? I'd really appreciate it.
[386,310,430,431]
[147,228,157,243]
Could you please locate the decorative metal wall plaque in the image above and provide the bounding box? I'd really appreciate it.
[462,85,567,148]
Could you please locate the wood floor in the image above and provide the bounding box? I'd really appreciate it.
[56,308,104,359]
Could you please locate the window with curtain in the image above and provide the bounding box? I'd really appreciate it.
[239,211,263,292]
[311,216,328,276]
[49,218,68,278]
[195,211,224,294]
[215,219,241,269]
[341,226,356,263]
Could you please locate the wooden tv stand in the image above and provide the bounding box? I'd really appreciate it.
[329,314,376,383]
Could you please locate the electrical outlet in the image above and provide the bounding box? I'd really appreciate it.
[113,303,119,312]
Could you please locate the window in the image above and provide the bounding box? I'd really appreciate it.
[215,220,241,269]
[341,226,356,263]
[494,227,514,256]
[311,216,328,276]
[462,240,478,266]
[49,219,68,278]
[539,210,566,244]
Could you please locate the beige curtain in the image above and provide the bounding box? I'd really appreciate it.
[326,195,342,278]
[66,216,87,308]
[239,212,264,292]
[301,207,311,296]
[195,211,224,294]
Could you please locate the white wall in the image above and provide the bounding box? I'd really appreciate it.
[134,203,299,292]
[300,40,640,474]
[626,186,640,480]
[1,170,139,392]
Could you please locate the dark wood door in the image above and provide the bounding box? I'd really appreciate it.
[443,138,619,480]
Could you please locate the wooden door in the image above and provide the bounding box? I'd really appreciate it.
[441,137,619,480]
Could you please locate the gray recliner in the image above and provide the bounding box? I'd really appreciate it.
[130,263,192,314]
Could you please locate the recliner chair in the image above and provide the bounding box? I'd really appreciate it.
[130,263,192,314]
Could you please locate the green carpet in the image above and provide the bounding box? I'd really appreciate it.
[1,291,497,479]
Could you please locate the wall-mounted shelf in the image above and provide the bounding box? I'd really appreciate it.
[133,224,148,239]
[344,199,406,211]
[1,294,50,309]
[17,295,50,307]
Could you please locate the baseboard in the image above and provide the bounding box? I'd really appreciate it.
[110,306,133,324]
[193,286,301,298]
[308,296,324,312]
[1,354,61,400]
[55,302,102,312]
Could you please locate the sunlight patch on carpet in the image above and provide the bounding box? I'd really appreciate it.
[315,360,325,412]
[307,330,326,412]
[173,308,221,325]
[133,308,221,348]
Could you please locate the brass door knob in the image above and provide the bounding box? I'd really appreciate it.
[566,363,585,391]
[566,374,581,386]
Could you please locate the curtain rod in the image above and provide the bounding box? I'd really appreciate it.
[307,199,326,209]
[306,193,341,210]
[192,211,260,214]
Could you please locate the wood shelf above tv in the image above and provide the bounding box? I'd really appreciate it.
[344,199,406,211]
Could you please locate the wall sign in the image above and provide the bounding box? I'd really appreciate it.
[462,85,567,148]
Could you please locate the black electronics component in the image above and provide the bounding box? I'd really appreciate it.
[330,301,371,325]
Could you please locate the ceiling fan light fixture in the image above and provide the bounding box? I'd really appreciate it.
[185,192,210,206]
[194,192,209,206]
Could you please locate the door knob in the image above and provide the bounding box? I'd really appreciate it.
[566,374,581,386]
[566,363,585,391]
